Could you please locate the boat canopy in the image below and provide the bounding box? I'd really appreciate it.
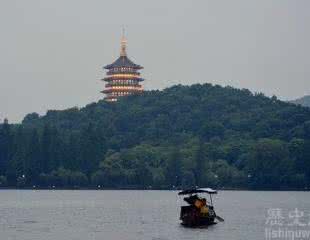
[178,188,217,195]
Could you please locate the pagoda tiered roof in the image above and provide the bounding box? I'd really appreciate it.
[104,56,143,70]
[101,31,144,102]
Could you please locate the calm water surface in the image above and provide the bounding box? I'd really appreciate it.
[0,190,309,240]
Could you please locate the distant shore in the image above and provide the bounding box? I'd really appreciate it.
[0,187,309,191]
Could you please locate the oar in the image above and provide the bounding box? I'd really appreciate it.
[215,215,224,222]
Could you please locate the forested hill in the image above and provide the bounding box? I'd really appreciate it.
[1,83,310,190]
[291,95,310,108]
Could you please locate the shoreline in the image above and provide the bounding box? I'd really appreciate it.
[0,187,309,191]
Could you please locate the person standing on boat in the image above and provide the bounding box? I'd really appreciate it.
[200,198,209,216]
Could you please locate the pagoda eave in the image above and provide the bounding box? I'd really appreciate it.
[101,77,144,82]
[105,83,142,88]
[101,88,143,94]
[104,66,143,70]
[103,56,143,70]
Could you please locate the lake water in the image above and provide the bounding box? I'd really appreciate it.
[0,190,310,240]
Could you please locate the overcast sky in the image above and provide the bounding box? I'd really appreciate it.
[1,0,309,123]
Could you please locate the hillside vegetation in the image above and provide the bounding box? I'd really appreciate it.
[1,83,310,189]
[291,95,310,108]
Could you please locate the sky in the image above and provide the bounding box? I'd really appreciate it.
[0,0,309,123]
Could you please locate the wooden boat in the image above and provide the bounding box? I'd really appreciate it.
[178,188,224,227]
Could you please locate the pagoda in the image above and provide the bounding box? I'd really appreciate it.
[101,34,144,102]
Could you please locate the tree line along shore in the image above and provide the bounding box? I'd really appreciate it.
[1,83,310,190]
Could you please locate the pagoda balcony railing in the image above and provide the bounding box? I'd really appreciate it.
[102,86,143,93]
[103,73,141,78]
[105,83,142,88]
[107,70,140,76]
[104,86,143,91]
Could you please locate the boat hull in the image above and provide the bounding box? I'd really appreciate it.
[180,205,216,227]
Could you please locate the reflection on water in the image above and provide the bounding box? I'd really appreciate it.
[0,190,309,240]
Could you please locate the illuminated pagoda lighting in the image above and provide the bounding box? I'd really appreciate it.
[101,31,144,102]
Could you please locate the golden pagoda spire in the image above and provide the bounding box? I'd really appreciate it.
[120,27,127,56]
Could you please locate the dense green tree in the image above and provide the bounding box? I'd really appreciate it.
[194,140,206,186]
[246,139,295,188]
[0,175,8,187]
[99,152,126,187]
[0,119,11,176]
[91,170,105,187]
[38,168,88,188]
[41,124,52,173]
[201,122,225,141]
[79,123,105,176]
[63,133,80,170]
[181,170,196,188]
[166,147,182,188]
[6,126,25,185]
[24,129,41,184]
